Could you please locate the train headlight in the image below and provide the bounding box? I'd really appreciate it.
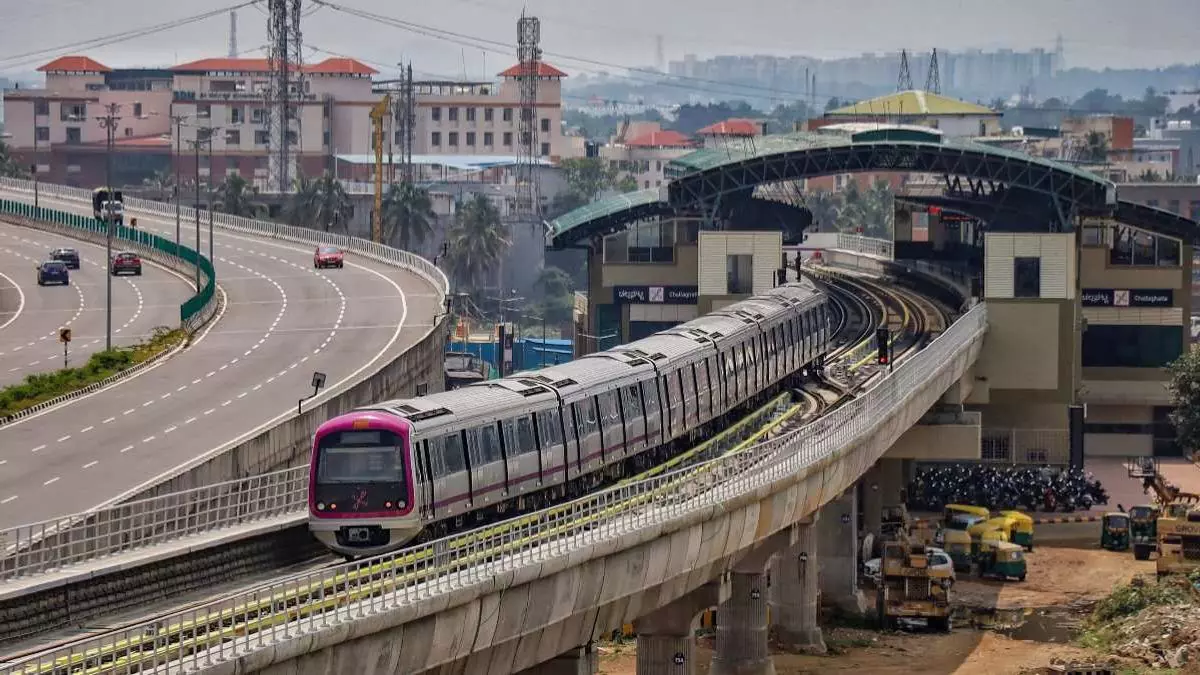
[397,501,406,509]
[385,501,393,509]
[316,502,326,511]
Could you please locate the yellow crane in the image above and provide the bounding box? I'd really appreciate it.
[369,94,391,243]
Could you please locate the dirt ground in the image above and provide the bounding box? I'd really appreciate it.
[596,547,1152,675]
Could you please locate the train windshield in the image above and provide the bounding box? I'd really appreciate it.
[316,430,404,484]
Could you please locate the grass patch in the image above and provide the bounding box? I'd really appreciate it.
[1078,574,1194,652]
[0,326,184,418]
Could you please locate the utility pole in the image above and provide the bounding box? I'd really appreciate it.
[31,96,40,209]
[95,103,122,352]
[186,126,219,289]
[169,109,189,252]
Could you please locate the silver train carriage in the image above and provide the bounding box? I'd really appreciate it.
[309,279,836,557]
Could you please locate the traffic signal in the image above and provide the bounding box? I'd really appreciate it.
[875,327,889,365]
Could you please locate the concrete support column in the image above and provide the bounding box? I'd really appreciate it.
[768,518,825,654]
[517,646,598,675]
[711,571,774,675]
[634,582,721,675]
[818,488,868,617]
[862,458,907,543]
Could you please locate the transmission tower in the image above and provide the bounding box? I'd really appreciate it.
[924,48,941,94]
[400,63,415,184]
[897,49,913,91]
[229,11,238,58]
[265,0,304,194]
[515,13,542,227]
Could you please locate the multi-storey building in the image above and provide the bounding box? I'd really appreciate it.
[2,55,568,189]
[600,122,694,191]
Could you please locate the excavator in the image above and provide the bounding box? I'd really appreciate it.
[1125,457,1200,573]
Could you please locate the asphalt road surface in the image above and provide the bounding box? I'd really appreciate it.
[0,221,193,388]
[0,189,440,528]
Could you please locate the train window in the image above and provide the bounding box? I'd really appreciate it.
[442,432,466,473]
[464,428,484,467]
[601,391,620,424]
[479,424,502,462]
[515,416,537,454]
[641,379,660,416]
[545,408,564,446]
[501,419,518,458]
[621,385,642,420]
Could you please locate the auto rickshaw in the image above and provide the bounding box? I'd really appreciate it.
[1100,512,1131,551]
[974,540,1027,581]
[942,528,973,572]
[968,517,1015,555]
[1128,505,1159,561]
[944,504,990,526]
[999,510,1035,551]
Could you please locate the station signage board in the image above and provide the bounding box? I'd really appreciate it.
[1081,288,1174,308]
[612,285,699,305]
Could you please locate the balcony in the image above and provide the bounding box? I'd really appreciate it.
[173,90,319,103]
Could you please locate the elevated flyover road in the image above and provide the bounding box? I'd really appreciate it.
[0,188,439,528]
[0,221,192,387]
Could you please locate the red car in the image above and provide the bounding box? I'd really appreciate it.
[314,246,344,269]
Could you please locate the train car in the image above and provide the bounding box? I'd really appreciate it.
[309,280,836,558]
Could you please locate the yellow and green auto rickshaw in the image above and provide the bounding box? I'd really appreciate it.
[1100,512,1131,551]
[968,517,1015,555]
[942,528,973,572]
[944,504,990,527]
[974,540,1027,581]
[999,510,1035,551]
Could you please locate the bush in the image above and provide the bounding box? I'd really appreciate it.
[0,327,184,417]
[1090,576,1190,624]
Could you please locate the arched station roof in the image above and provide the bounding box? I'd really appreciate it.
[549,125,1121,249]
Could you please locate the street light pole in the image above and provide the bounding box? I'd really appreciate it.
[95,103,122,352]
[31,97,39,209]
[169,110,189,253]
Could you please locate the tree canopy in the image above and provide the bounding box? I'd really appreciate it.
[1167,347,1200,458]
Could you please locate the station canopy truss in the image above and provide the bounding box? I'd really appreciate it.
[548,125,1147,250]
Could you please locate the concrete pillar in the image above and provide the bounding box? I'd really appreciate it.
[517,646,598,675]
[768,518,825,654]
[818,489,868,617]
[633,582,721,675]
[862,459,907,543]
[711,571,774,675]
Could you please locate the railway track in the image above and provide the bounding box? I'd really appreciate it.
[1,272,949,675]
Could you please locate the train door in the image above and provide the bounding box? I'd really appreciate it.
[573,399,602,471]
[563,404,584,476]
[465,425,505,505]
[499,418,524,495]
[620,384,647,453]
[662,372,680,440]
[414,438,436,520]
[640,379,663,447]
[440,431,468,516]
[692,363,709,423]
[535,408,567,487]
[596,392,624,460]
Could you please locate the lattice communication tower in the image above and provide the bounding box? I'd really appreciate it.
[925,48,941,94]
[515,14,542,226]
[265,0,304,193]
[897,49,913,91]
[398,63,416,185]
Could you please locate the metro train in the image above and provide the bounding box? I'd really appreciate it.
[308,280,837,558]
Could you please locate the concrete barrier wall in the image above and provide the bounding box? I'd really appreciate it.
[223,318,986,675]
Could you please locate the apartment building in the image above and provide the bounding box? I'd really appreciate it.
[601,122,694,190]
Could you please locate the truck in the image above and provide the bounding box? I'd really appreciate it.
[875,536,953,632]
[92,188,124,225]
[1156,504,1200,578]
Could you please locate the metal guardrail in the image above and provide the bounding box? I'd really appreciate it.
[835,232,894,259]
[0,198,216,330]
[0,304,988,675]
[0,177,447,584]
[0,177,449,298]
[981,428,1071,466]
[0,467,307,581]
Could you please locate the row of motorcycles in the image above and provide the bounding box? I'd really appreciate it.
[907,464,1110,513]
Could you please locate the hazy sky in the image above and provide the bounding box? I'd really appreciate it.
[3,0,1200,82]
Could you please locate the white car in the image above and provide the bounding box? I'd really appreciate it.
[865,547,957,586]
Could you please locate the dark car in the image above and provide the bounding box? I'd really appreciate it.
[50,247,80,269]
[110,251,142,276]
[36,260,70,286]
[314,246,344,269]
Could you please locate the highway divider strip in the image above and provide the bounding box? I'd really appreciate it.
[1031,515,1102,525]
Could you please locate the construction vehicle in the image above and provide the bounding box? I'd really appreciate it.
[1128,504,1159,561]
[1126,457,1200,507]
[1155,504,1200,578]
[875,535,953,632]
[880,505,911,539]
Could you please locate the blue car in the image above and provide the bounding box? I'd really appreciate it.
[36,260,70,286]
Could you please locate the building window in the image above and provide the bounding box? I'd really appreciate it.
[727,254,754,294]
[251,108,266,124]
[197,103,212,119]
[448,131,458,146]
[484,107,494,122]
[225,129,241,145]
[322,130,330,147]
[132,102,143,118]
[448,107,458,122]
[466,132,476,146]
[431,107,441,122]
[1146,199,1159,208]
[540,142,550,156]
[1082,325,1183,368]
[465,107,476,122]
[65,128,82,144]
[540,118,550,133]
[1110,226,1181,267]
[254,130,269,145]
[33,100,49,116]
[35,127,49,142]
[431,131,441,147]
[503,131,513,146]
[502,107,513,122]
[230,107,244,124]
[483,131,494,146]
[1168,200,1181,214]
[61,104,86,121]
[124,127,133,137]
[1190,201,1200,223]
[1013,256,1040,298]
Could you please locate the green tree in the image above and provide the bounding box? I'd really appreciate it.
[381,182,435,250]
[444,194,509,291]
[1167,348,1200,458]
[615,174,639,193]
[288,173,352,232]
[532,266,575,326]
[0,138,28,179]
[559,157,618,201]
[1082,130,1110,163]
[804,190,841,232]
[215,174,263,217]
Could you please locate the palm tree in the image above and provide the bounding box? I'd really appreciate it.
[215,174,263,217]
[443,194,509,291]
[287,173,352,232]
[802,190,841,232]
[381,182,435,251]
